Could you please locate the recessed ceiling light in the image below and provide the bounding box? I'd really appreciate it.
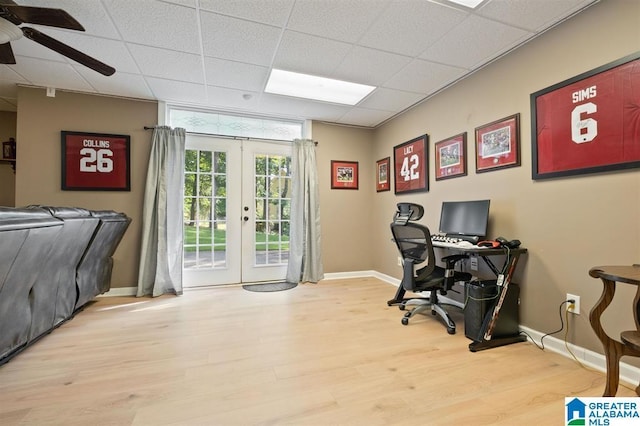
[446,0,484,8]
[265,69,375,105]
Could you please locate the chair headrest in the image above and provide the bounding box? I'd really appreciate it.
[394,203,424,224]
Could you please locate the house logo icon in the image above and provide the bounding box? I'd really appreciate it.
[566,398,586,425]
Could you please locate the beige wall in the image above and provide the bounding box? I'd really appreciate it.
[313,122,375,273]
[15,87,157,288]
[373,0,640,355]
[0,111,16,206]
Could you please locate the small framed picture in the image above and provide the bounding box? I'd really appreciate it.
[475,113,520,173]
[2,138,16,160]
[376,157,390,192]
[61,131,131,191]
[435,132,467,181]
[393,134,428,194]
[331,160,359,190]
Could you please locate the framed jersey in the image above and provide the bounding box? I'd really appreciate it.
[61,131,131,191]
[393,134,428,194]
[531,52,640,180]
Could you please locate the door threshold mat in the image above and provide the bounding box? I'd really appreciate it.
[242,282,298,292]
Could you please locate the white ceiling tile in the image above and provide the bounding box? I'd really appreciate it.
[259,94,324,119]
[384,59,467,93]
[204,58,269,92]
[420,15,531,69]
[206,86,261,111]
[145,77,207,103]
[0,66,28,84]
[358,0,467,56]
[128,44,203,83]
[199,0,294,27]
[74,69,154,100]
[273,31,352,76]
[333,46,412,86]
[287,0,390,43]
[6,57,95,93]
[200,12,282,65]
[358,87,423,112]
[478,0,598,32]
[0,0,603,127]
[301,100,351,122]
[102,0,200,53]
[337,107,395,127]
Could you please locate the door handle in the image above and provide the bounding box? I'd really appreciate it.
[243,216,249,222]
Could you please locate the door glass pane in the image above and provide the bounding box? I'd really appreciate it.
[253,153,291,266]
[184,148,227,270]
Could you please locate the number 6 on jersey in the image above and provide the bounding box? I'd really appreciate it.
[394,134,428,194]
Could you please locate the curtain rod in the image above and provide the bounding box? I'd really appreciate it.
[143,126,318,145]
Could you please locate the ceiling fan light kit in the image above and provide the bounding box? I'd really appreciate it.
[0,1,115,76]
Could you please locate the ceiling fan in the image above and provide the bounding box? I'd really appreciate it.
[0,1,115,76]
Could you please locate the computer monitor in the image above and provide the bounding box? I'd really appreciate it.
[438,199,490,238]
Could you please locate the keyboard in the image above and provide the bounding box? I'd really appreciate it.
[431,234,483,249]
[431,234,464,244]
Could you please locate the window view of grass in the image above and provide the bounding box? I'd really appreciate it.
[183,225,289,251]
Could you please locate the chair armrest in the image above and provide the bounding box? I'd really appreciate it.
[442,254,469,267]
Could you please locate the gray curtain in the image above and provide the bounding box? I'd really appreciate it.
[137,126,186,297]
[286,139,324,283]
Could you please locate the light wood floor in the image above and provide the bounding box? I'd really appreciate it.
[0,277,634,425]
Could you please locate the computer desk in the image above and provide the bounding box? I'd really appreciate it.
[388,242,528,352]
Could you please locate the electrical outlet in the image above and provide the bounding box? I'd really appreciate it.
[567,293,580,315]
[397,256,402,266]
[470,256,478,271]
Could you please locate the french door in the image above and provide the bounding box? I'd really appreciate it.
[183,134,292,287]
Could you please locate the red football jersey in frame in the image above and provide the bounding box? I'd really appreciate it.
[62,131,131,191]
[393,134,428,194]
[533,54,640,179]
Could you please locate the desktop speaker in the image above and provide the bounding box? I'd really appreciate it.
[464,280,520,342]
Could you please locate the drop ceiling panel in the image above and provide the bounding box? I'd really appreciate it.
[420,15,532,69]
[358,0,468,57]
[145,77,207,104]
[102,0,201,53]
[199,0,294,27]
[337,107,396,127]
[206,85,260,110]
[0,0,602,128]
[333,46,412,86]
[273,31,352,77]
[7,57,94,93]
[384,59,467,93]
[128,44,203,83]
[287,0,390,43]
[205,58,269,92]
[358,87,423,112]
[200,12,282,66]
[478,0,596,32]
[74,69,154,100]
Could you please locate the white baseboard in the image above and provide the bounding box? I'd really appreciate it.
[98,286,137,297]
[327,270,640,389]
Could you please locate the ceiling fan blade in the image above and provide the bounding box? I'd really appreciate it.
[0,42,16,64]
[1,5,84,31]
[22,27,115,76]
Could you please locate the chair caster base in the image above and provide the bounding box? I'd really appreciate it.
[401,317,409,325]
[447,327,455,335]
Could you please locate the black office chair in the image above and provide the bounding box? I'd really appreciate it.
[390,205,472,334]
